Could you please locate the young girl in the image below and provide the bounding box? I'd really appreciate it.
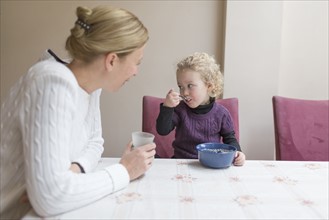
[156,52,245,166]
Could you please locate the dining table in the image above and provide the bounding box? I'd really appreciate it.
[23,157,328,219]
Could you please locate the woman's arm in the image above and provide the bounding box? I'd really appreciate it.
[22,67,128,217]
[71,89,104,173]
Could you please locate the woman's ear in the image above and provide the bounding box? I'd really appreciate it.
[105,53,118,72]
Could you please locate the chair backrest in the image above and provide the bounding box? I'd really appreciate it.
[142,96,239,158]
[272,96,329,161]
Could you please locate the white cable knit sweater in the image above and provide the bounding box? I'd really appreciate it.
[0,51,129,218]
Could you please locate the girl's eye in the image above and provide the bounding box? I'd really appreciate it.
[188,84,193,89]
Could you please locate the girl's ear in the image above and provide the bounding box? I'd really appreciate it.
[207,82,214,91]
[207,83,215,96]
[105,53,118,72]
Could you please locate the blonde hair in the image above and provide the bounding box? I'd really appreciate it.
[176,52,224,98]
[65,6,149,63]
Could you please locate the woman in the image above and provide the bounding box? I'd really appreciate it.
[0,5,155,218]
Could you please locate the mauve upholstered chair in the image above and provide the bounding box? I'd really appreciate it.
[142,96,240,158]
[272,96,329,161]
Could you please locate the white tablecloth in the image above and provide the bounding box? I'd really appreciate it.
[24,158,329,219]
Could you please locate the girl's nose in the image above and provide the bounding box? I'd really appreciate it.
[179,87,189,96]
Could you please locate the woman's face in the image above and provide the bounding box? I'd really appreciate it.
[107,45,146,91]
[176,69,212,108]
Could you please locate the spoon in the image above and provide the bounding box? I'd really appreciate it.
[179,95,188,101]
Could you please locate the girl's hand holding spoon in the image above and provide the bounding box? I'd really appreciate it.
[163,89,181,108]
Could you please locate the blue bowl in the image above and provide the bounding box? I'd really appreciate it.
[196,143,237,169]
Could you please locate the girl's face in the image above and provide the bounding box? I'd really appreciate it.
[176,69,212,108]
[107,45,145,91]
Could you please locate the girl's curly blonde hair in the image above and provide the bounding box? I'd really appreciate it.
[176,52,224,98]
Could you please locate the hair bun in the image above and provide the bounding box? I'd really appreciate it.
[76,6,93,21]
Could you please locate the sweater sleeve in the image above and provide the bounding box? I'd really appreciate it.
[218,105,241,151]
[222,131,242,152]
[72,89,104,173]
[21,64,129,217]
[156,103,175,135]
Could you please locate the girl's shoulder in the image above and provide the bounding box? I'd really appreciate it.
[174,101,190,113]
[213,102,230,114]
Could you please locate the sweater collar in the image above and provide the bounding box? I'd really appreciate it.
[190,97,215,114]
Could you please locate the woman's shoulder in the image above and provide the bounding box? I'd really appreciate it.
[27,58,78,89]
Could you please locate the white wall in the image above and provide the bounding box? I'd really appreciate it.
[279,1,328,99]
[224,1,283,160]
[224,0,328,160]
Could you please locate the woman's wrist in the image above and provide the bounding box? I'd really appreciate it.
[71,162,85,173]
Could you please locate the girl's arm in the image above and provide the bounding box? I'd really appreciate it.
[222,131,241,151]
[156,104,175,135]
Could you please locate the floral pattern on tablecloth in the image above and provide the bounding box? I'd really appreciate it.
[261,162,276,168]
[300,199,315,207]
[171,174,197,183]
[177,160,190,165]
[179,196,195,203]
[115,192,142,204]
[234,195,260,207]
[305,163,322,170]
[229,176,241,182]
[273,176,298,185]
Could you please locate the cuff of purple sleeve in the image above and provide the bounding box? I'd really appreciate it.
[104,164,130,192]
